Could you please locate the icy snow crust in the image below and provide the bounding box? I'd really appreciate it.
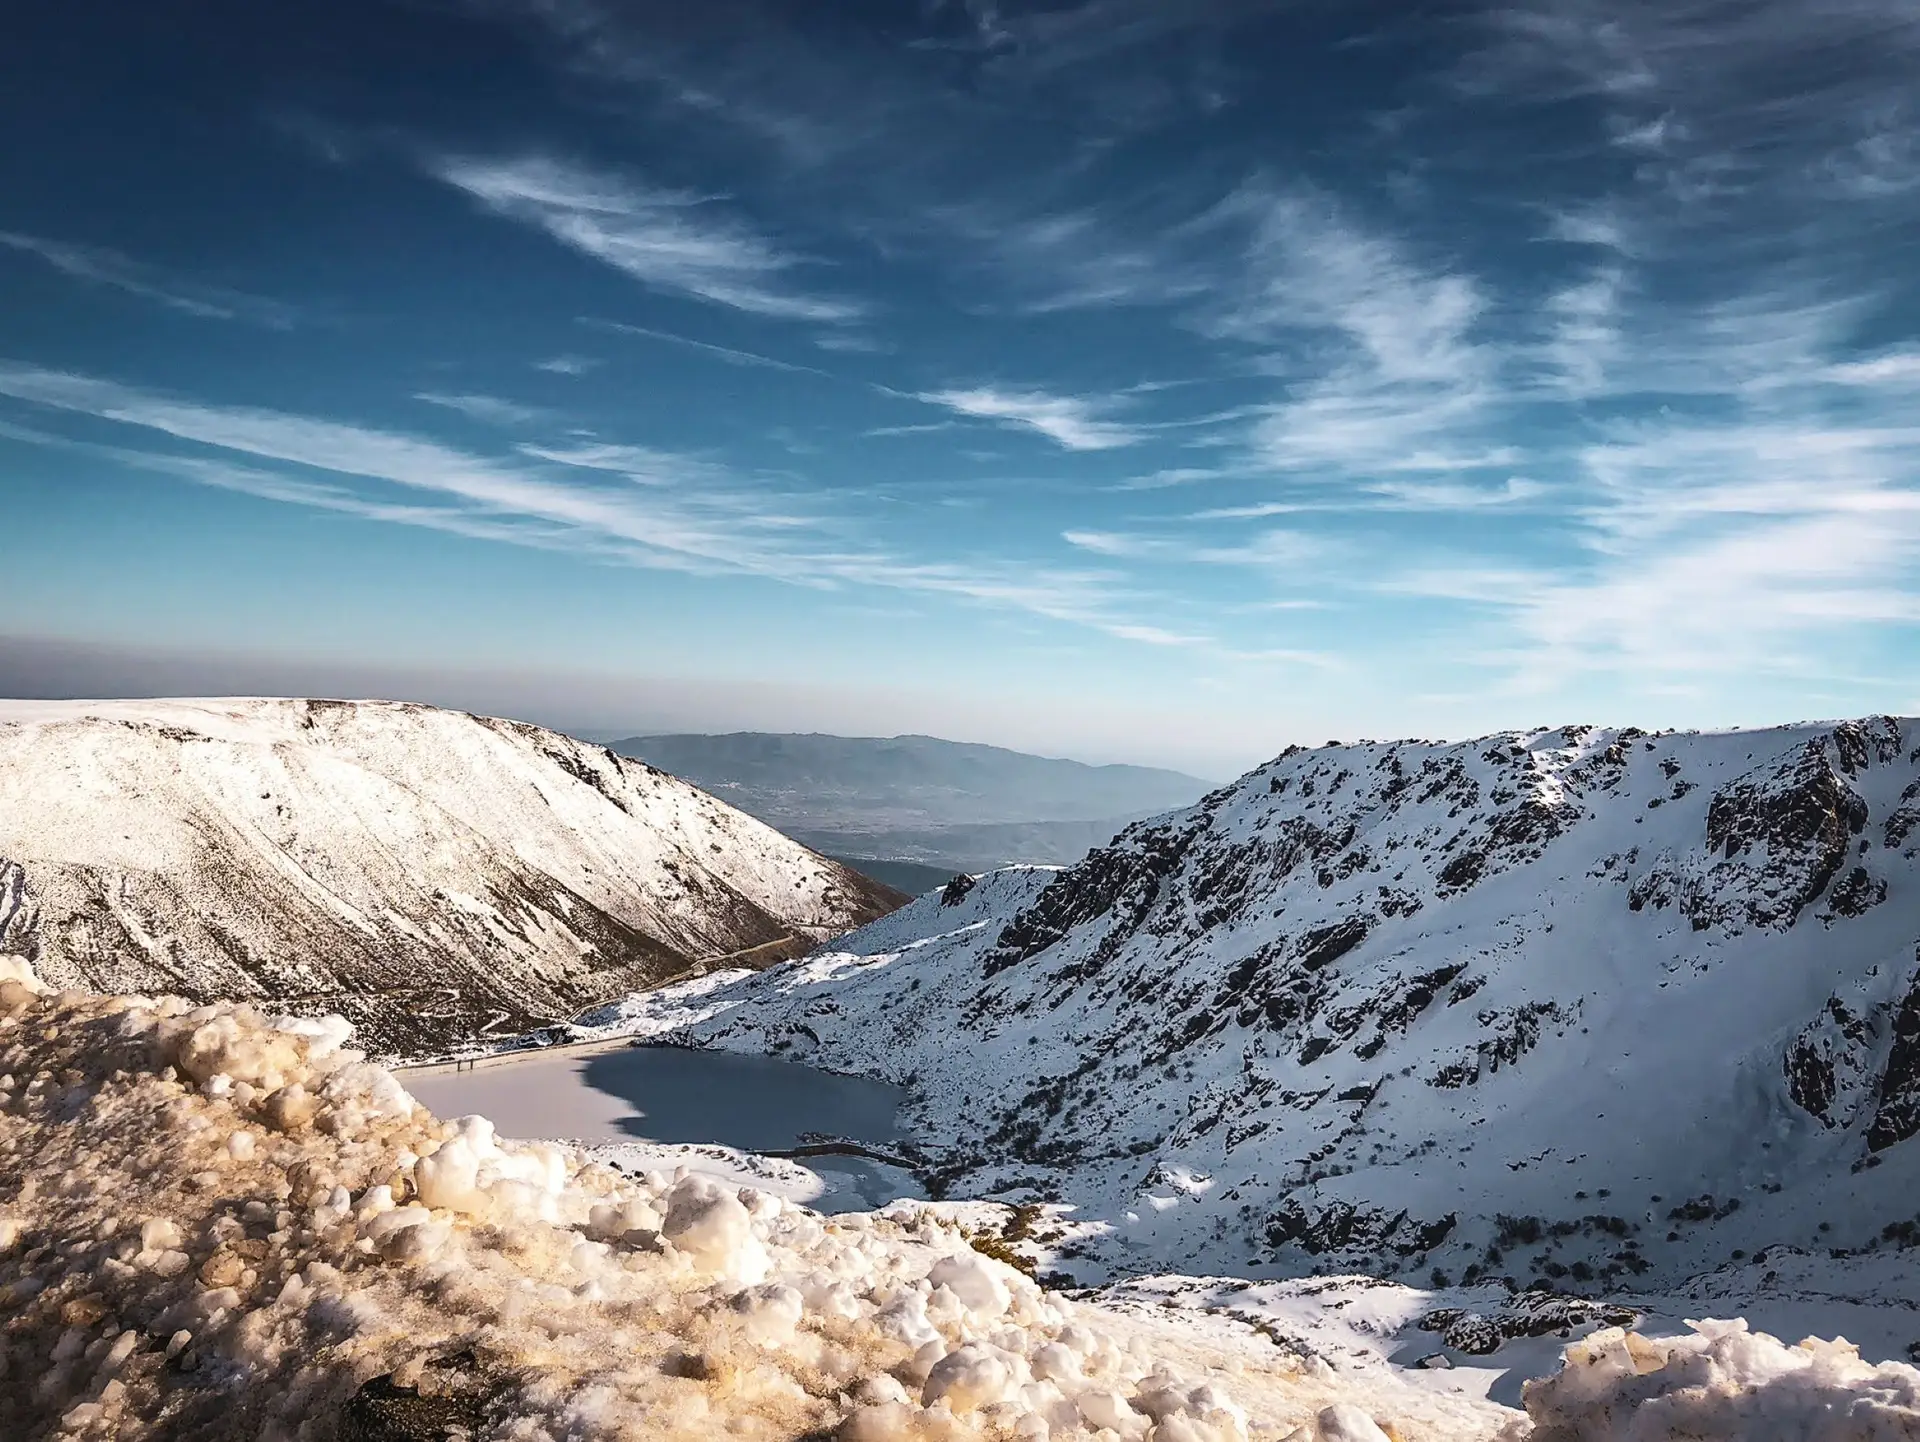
[0,968,1513,1441]
[605,720,1920,1294]
[3,966,1917,1440]
[0,698,899,1054]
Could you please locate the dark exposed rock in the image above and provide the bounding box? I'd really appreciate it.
[1376,887,1424,918]
[1487,798,1569,851]
[1825,867,1887,919]
[1833,721,1873,776]
[1297,917,1372,972]
[1428,1002,1566,1089]
[339,1352,511,1441]
[1790,951,1920,1149]
[1703,741,1868,914]
[982,821,1197,978]
[1636,738,1875,931]
[1887,808,1920,851]
[1785,995,1877,1127]
[1369,964,1468,1041]
[939,873,978,907]
[1869,962,1920,1152]
[1417,1293,1637,1355]
[1265,1197,1454,1258]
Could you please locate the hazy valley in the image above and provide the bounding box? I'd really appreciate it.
[612,731,1210,877]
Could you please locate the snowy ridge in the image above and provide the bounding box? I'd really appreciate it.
[6,958,1920,1440]
[0,698,901,1054]
[614,718,1920,1302]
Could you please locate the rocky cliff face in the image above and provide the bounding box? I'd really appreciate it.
[611,718,1920,1290]
[0,699,902,1055]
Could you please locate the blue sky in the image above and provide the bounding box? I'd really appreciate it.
[4,0,1919,774]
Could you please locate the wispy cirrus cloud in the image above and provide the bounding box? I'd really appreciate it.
[0,360,1206,650]
[970,204,1215,313]
[863,420,959,438]
[1828,349,1920,387]
[1182,476,1544,521]
[1160,185,1506,477]
[0,232,298,327]
[1373,476,1549,510]
[581,316,830,375]
[413,391,552,426]
[430,153,862,323]
[1459,0,1920,222]
[1065,526,1322,568]
[1378,405,1920,690]
[532,353,600,375]
[916,386,1143,450]
[1538,263,1625,397]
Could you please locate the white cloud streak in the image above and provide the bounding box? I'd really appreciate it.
[581,316,830,375]
[431,154,861,322]
[0,361,1201,651]
[413,392,552,426]
[0,232,298,327]
[917,386,1143,450]
[1064,527,1323,569]
[1828,350,1920,387]
[1188,187,1500,475]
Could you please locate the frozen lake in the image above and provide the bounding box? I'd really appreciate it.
[404,1042,919,1213]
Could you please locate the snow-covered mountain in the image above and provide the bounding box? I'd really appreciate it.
[604,717,1920,1296]
[0,698,902,1054]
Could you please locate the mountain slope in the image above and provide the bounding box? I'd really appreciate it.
[603,718,1920,1294]
[0,698,902,1054]
[610,731,1211,870]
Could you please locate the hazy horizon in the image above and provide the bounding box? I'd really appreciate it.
[10,629,1916,781]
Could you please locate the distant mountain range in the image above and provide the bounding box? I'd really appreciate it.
[0,699,903,1054]
[608,731,1212,875]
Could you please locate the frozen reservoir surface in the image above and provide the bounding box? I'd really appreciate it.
[405,1043,920,1214]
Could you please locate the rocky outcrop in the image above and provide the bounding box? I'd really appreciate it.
[1418,1293,1637,1356]
[1785,994,1883,1130]
[1265,1196,1457,1260]
[1698,740,1869,927]
[1629,737,1873,932]
[982,819,1198,978]
[1785,948,1920,1154]
[1868,963,1920,1152]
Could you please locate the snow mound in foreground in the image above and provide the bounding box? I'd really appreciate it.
[1519,1320,1920,1441]
[0,965,1912,1441]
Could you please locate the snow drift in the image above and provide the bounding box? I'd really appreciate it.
[4,962,1916,1440]
[601,719,1920,1292]
[0,698,902,1054]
